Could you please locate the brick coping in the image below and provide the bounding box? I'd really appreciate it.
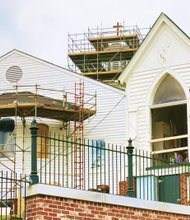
[27,184,190,216]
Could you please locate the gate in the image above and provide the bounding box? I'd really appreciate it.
[0,171,29,220]
[159,174,180,204]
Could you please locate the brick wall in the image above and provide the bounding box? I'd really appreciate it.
[180,173,190,206]
[119,177,136,196]
[26,194,190,220]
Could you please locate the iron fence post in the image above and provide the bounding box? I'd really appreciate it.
[127,138,135,197]
[29,119,39,184]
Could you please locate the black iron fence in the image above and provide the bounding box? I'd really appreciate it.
[34,127,190,205]
[1,120,190,219]
[0,171,28,220]
[37,133,127,194]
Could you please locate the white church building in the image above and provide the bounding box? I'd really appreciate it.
[0,12,190,176]
[1,13,190,210]
[119,13,190,162]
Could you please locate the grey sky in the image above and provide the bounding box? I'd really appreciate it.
[1,0,190,67]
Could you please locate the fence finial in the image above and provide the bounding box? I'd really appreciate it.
[128,138,133,147]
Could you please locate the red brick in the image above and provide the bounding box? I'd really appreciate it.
[91,210,100,214]
[44,208,53,212]
[66,206,74,211]
[25,194,190,220]
[49,204,58,209]
[74,217,82,220]
[44,217,52,220]
[61,210,69,214]
[49,212,57,217]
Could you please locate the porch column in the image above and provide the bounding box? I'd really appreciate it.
[127,138,135,197]
[30,118,39,184]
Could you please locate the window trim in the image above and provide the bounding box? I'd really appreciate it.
[151,100,186,109]
[0,131,15,159]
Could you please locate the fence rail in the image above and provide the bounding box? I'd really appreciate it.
[0,171,28,219]
[1,128,190,220]
[35,132,190,205]
[37,134,128,194]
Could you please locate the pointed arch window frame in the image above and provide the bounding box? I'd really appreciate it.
[152,74,186,106]
[150,74,188,156]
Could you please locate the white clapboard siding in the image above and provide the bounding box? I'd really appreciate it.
[123,15,190,151]
[0,50,126,144]
[0,50,127,175]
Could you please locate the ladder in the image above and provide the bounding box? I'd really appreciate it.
[73,80,85,189]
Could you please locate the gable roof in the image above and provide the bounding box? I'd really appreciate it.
[118,13,190,85]
[0,49,125,95]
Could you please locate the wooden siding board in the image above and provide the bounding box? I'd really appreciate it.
[0,51,126,146]
[0,50,127,175]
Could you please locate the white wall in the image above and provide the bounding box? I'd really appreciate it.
[0,50,127,175]
[125,22,190,151]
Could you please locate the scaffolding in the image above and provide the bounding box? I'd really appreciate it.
[0,83,96,176]
[74,81,85,189]
[68,22,149,83]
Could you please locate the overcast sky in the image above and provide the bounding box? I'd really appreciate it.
[1,0,190,68]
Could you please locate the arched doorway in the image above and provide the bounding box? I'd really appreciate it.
[151,74,188,162]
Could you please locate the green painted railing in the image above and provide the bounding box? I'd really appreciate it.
[31,126,190,205]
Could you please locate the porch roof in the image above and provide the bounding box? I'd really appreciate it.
[0,91,95,121]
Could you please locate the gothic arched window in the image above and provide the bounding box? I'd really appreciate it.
[151,74,188,163]
[153,75,186,105]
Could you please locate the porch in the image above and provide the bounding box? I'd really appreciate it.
[1,123,190,219]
